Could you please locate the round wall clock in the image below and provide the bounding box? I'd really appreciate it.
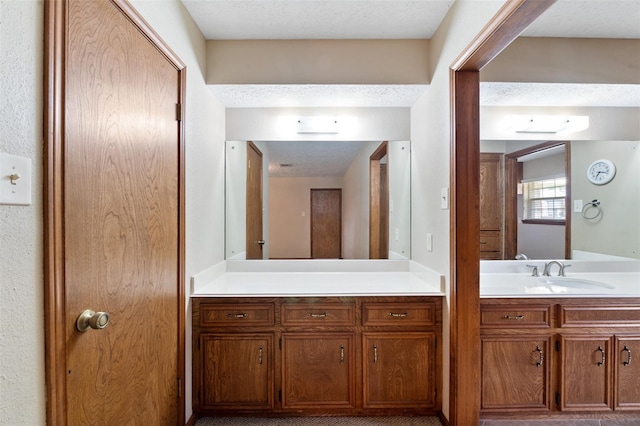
[587,159,616,185]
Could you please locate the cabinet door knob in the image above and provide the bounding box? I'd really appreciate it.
[340,345,344,364]
[258,345,263,365]
[373,344,378,363]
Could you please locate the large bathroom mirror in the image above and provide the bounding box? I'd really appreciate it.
[225,140,411,260]
[479,18,640,260]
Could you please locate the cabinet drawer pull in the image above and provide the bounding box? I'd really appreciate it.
[258,345,263,365]
[597,346,606,366]
[373,344,378,363]
[502,314,524,320]
[536,346,544,367]
[623,346,632,366]
[340,345,344,364]
[388,312,408,318]
[307,313,328,318]
[227,313,248,319]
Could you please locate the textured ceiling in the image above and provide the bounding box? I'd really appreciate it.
[181,0,454,40]
[211,84,429,108]
[267,141,369,177]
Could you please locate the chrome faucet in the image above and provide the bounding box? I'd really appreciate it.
[543,260,571,277]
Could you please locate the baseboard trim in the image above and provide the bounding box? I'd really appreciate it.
[186,413,198,426]
[437,412,449,426]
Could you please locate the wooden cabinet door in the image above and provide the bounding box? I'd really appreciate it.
[559,335,613,411]
[615,335,640,410]
[481,336,551,412]
[363,332,436,409]
[281,333,355,409]
[201,334,274,410]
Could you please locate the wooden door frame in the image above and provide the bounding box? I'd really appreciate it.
[449,1,556,424]
[43,0,186,423]
[369,141,389,259]
[246,141,264,259]
[504,141,571,260]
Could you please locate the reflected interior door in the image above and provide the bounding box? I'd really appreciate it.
[310,189,342,259]
[59,0,184,423]
[246,141,264,259]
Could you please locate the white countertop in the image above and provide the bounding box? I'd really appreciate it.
[191,260,444,297]
[480,272,640,298]
[480,260,640,298]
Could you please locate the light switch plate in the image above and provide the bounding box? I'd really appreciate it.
[0,153,32,205]
[426,233,433,252]
[573,199,583,213]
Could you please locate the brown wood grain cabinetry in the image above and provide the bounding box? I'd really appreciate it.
[193,296,442,416]
[479,153,504,260]
[481,298,640,418]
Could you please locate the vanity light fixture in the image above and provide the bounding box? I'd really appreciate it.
[505,115,589,134]
[297,116,339,134]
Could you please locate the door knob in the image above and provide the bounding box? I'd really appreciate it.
[76,309,110,332]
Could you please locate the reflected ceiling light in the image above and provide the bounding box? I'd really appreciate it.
[505,115,589,133]
[297,116,339,134]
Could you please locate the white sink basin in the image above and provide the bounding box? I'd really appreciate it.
[525,276,616,294]
[537,277,615,289]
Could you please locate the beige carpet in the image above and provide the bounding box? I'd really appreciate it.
[196,417,443,425]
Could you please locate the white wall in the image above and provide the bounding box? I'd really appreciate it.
[269,176,343,258]
[409,0,506,418]
[0,1,46,424]
[572,140,640,259]
[342,141,381,259]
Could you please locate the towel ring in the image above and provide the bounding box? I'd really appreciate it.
[581,199,602,220]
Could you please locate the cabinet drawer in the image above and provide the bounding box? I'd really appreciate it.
[281,303,355,326]
[559,305,640,327]
[362,302,435,326]
[481,305,552,328]
[200,303,275,327]
[480,231,501,251]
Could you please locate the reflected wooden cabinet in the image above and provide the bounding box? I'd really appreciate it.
[481,299,640,419]
[479,153,504,260]
[192,296,442,416]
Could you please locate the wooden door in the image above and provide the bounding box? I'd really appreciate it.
[201,334,274,410]
[246,141,264,259]
[369,142,389,259]
[45,0,185,424]
[310,189,342,259]
[363,332,435,409]
[281,333,355,409]
[560,335,613,411]
[481,336,551,411]
[614,335,640,410]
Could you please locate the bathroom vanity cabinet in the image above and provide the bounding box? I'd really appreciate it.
[480,298,640,416]
[192,296,442,416]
